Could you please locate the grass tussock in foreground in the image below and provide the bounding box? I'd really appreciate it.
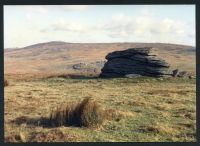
[49,97,105,127]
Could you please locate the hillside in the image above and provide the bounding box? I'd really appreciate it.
[4,41,195,78]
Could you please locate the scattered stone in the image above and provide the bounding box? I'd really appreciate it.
[72,61,106,74]
[157,78,164,81]
[177,71,188,77]
[100,48,170,78]
[189,76,195,79]
[172,69,179,77]
[72,63,86,70]
[125,74,141,78]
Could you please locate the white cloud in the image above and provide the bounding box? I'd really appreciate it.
[36,6,48,14]
[52,22,85,32]
[25,13,32,20]
[44,17,88,33]
[39,10,195,46]
[97,11,195,45]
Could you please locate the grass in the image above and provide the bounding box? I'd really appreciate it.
[49,97,105,127]
[4,76,196,142]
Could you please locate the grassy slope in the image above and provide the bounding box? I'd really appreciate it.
[4,77,196,142]
[4,42,196,75]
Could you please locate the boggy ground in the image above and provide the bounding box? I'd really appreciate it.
[4,76,196,142]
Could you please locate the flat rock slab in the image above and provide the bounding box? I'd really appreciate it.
[106,47,157,60]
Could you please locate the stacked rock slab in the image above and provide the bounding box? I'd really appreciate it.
[99,47,170,78]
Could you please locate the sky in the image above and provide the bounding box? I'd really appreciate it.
[4,5,195,48]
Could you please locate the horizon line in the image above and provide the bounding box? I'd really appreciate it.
[4,41,196,49]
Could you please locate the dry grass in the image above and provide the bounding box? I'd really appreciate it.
[139,122,176,135]
[31,129,79,142]
[49,97,105,127]
[4,76,196,142]
[5,132,26,142]
[105,108,135,121]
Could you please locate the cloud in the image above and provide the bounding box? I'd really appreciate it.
[149,18,187,35]
[40,17,88,34]
[53,19,85,32]
[98,11,195,45]
[25,13,32,20]
[99,13,151,38]
[36,6,48,14]
[39,10,195,46]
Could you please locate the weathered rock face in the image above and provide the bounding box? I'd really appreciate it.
[99,48,170,78]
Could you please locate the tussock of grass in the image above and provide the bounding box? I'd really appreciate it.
[49,97,105,127]
[5,132,26,142]
[4,79,9,87]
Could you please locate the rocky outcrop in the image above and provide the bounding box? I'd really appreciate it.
[99,48,170,78]
[177,71,188,77]
[171,69,190,78]
[72,61,106,74]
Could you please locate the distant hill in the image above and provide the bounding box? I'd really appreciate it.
[4,41,195,76]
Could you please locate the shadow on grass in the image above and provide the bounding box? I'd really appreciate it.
[45,73,126,80]
[47,74,99,80]
[49,73,153,80]
[11,116,54,128]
